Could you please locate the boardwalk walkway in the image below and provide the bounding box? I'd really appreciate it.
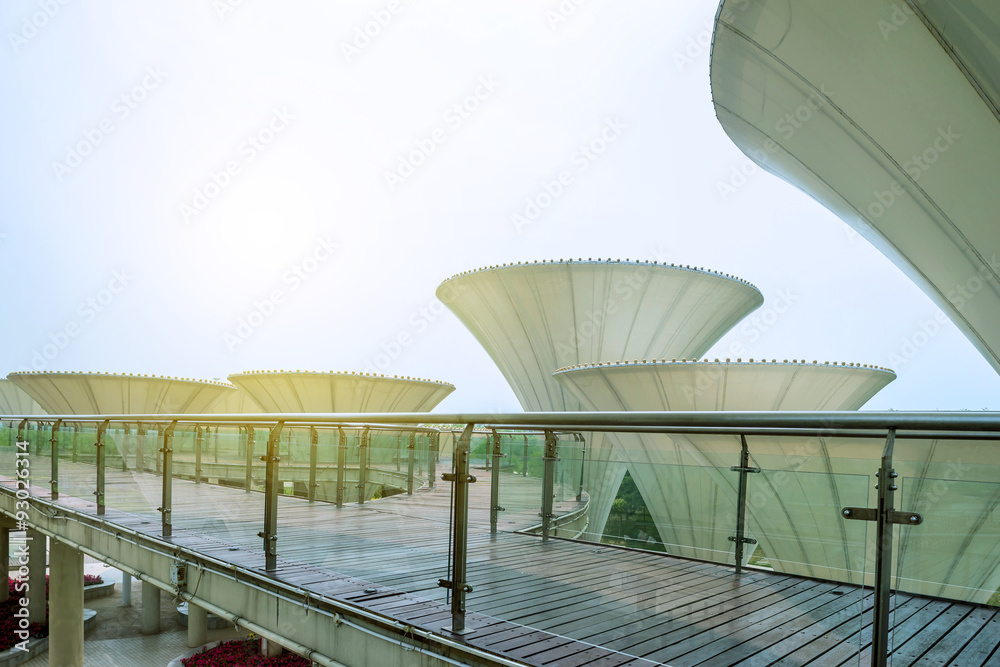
[10,458,1000,666]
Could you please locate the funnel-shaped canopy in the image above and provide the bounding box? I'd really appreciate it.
[227,371,454,413]
[0,379,46,415]
[556,360,894,586]
[710,0,1000,374]
[439,259,764,539]
[8,372,235,415]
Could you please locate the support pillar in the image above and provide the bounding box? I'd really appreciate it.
[49,539,84,667]
[187,602,208,648]
[262,638,282,658]
[26,529,46,624]
[122,572,132,606]
[141,582,161,634]
[0,527,8,603]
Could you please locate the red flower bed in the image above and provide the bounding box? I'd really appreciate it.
[183,638,311,666]
[83,574,104,586]
[0,579,47,652]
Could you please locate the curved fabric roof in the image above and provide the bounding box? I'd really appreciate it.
[227,371,454,413]
[205,386,263,414]
[438,259,764,540]
[0,378,46,416]
[438,260,763,412]
[8,372,235,415]
[555,360,894,586]
[710,0,1000,373]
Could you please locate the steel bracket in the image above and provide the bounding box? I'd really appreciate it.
[842,507,922,525]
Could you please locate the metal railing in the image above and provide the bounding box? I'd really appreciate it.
[3,410,1000,666]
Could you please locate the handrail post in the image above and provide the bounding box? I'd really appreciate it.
[429,433,438,489]
[245,426,255,492]
[136,423,146,472]
[490,428,505,535]
[50,420,62,501]
[872,428,897,667]
[155,424,162,475]
[440,424,476,634]
[261,421,284,571]
[336,427,346,507]
[730,435,760,574]
[358,427,370,504]
[160,421,177,536]
[577,433,586,502]
[522,435,529,477]
[121,423,130,471]
[16,420,27,451]
[308,427,319,503]
[407,432,416,495]
[195,426,203,484]
[212,426,219,464]
[95,420,109,515]
[541,430,557,540]
[72,424,79,463]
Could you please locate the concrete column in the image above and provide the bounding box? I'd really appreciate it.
[187,603,208,648]
[0,527,8,603]
[49,539,84,667]
[141,582,160,634]
[26,530,46,624]
[122,572,131,606]
[261,638,282,658]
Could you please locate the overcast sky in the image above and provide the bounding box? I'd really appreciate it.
[3,0,999,413]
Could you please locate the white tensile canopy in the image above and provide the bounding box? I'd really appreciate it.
[437,259,764,539]
[0,378,46,415]
[8,371,236,415]
[556,359,1000,603]
[227,371,455,413]
[710,0,1000,374]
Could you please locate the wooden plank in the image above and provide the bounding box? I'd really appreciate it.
[947,608,1000,667]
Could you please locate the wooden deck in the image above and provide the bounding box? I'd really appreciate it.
[14,458,1000,666]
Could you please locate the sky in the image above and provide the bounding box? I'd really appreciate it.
[2,0,999,414]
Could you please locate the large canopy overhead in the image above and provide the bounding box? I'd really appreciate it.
[710,0,1000,374]
[555,360,894,584]
[0,378,46,416]
[438,259,763,413]
[7,372,235,415]
[227,371,455,413]
[438,259,764,541]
